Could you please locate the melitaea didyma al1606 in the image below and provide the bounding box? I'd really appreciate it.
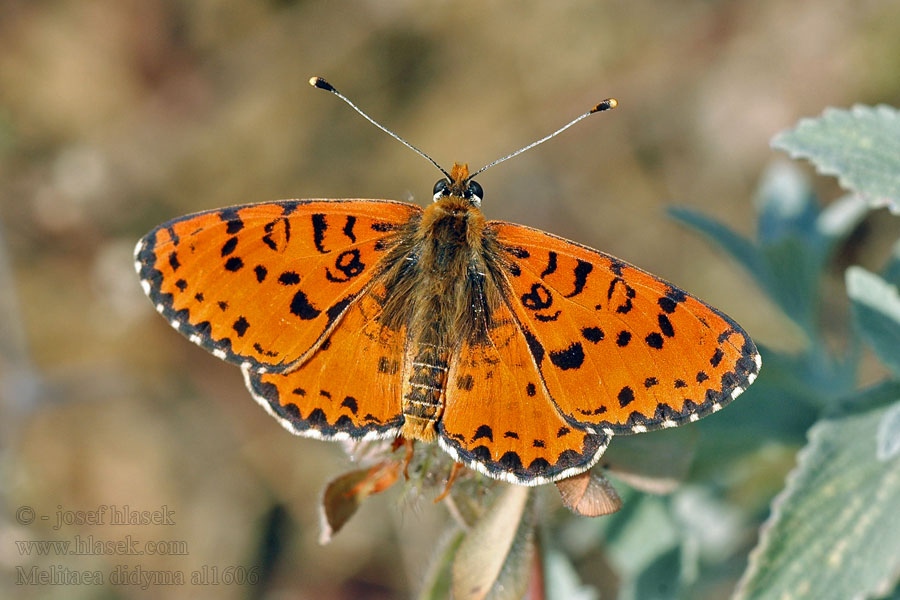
[135,77,760,487]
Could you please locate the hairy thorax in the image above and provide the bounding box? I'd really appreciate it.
[376,195,506,442]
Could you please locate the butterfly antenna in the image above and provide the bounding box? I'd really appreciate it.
[310,76,452,180]
[468,98,618,180]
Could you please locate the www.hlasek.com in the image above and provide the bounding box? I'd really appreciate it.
[17,564,261,589]
[17,535,187,556]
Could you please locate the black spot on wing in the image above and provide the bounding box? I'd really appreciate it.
[290,290,321,320]
[232,316,250,337]
[503,245,530,259]
[224,257,244,272]
[522,327,545,366]
[307,408,328,427]
[658,296,677,314]
[473,425,494,442]
[343,215,357,242]
[616,330,632,347]
[618,386,635,408]
[278,271,301,285]
[175,279,187,291]
[666,287,687,303]
[312,213,328,253]
[341,396,358,414]
[371,221,398,232]
[471,445,491,462]
[658,314,675,337]
[644,377,658,388]
[711,348,725,367]
[540,251,557,278]
[582,326,604,343]
[220,236,238,256]
[166,225,180,246]
[325,295,353,323]
[526,382,537,396]
[168,251,180,272]
[254,343,279,358]
[549,342,585,370]
[534,310,561,322]
[219,209,244,234]
[254,265,267,282]
[498,451,523,471]
[645,332,664,349]
[609,260,624,276]
[564,259,592,298]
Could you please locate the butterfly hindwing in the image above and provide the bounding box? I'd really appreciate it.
[243,282,405,440]
[489,221,761,435]
[135,199,421,373]
[439,299,610,486]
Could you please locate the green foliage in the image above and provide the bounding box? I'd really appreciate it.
[734,383,900,600]
[727,104,900,600]
[771,105,900,213]
[847,267,900,377]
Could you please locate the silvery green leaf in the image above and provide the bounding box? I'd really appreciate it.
[846,266,900,377]
[772,105,900,213]
[734,383,900,600]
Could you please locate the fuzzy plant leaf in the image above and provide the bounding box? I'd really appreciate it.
[452,485,536,600]
[772,105,900,213]
[846,266,900,377]
[734,382,900,600]
[417,529,466,600]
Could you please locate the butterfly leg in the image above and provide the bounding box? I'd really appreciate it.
[433,461,464,503]
[401,437,415,480]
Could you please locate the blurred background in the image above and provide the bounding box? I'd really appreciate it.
[1,1,899,598]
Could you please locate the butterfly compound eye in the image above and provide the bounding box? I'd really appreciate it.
[466,180,484,204]
[433,179,450,200]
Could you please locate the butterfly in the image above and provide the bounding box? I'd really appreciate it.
[135,77,760,487]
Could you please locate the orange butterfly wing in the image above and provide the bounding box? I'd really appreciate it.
[134,200,420,373]
[488,221,761,435]
[439,300,609,485]
[243,281,405,440]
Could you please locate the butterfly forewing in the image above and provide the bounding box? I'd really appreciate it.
[243,282,405,440]
[489,221,761,435]
[135,199,421,373]
[440,299,610,486]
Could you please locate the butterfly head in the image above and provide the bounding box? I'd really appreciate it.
[433,162,484,207]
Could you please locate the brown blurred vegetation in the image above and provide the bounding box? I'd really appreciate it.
[1,1,899,598]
